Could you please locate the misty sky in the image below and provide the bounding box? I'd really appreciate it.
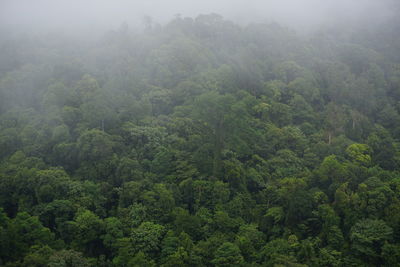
[0,0,396,33]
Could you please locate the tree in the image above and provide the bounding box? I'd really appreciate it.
[70,209,104,256]
[129,251,156,267]
[9,212,56,260]
[161,247,190,267]
[211,242,244,267]
[192,91,235,177]
[350,219,393,264]
[76,129,118,181]
[313,155,347,195]
[21,245,54,267]
[325,103,348,145]
[130,222,166,256]
[101,217,123,257]
[345,143,371,166]
[47,250,90,267]
[77,129,115,163]
[261,238,306,266]
[235,224,264,262]
[172,208,202,240]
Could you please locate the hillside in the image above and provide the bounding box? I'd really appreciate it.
[1,14,400,266]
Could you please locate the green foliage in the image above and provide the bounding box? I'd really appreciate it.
[47,249,90,267]
[130,222,166,255]
[346,143,371,166]
[70,209,104,256]
[0,12,400,266]
[350,219,393,263]
[211,242,244,267]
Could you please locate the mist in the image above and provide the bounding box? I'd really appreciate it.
[0,0,397,34]
[2,0,400,266]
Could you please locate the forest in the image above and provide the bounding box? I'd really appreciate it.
[1,5,400,267]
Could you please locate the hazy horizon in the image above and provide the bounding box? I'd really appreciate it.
[0,0,397,34]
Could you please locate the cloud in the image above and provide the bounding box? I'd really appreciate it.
[0,0,395,33]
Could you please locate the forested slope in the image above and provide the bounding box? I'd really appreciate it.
[1,14,400,266]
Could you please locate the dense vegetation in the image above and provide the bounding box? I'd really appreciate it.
[1,13,400,266]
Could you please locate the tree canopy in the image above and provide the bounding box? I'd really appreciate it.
[1,12,400,266]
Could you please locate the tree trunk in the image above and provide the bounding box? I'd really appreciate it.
[328,131,332,145]
[212,118,224,178]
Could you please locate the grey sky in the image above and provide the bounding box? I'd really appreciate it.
[0,0,396,33]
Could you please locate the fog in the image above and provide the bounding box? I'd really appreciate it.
[0,0,397,34]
